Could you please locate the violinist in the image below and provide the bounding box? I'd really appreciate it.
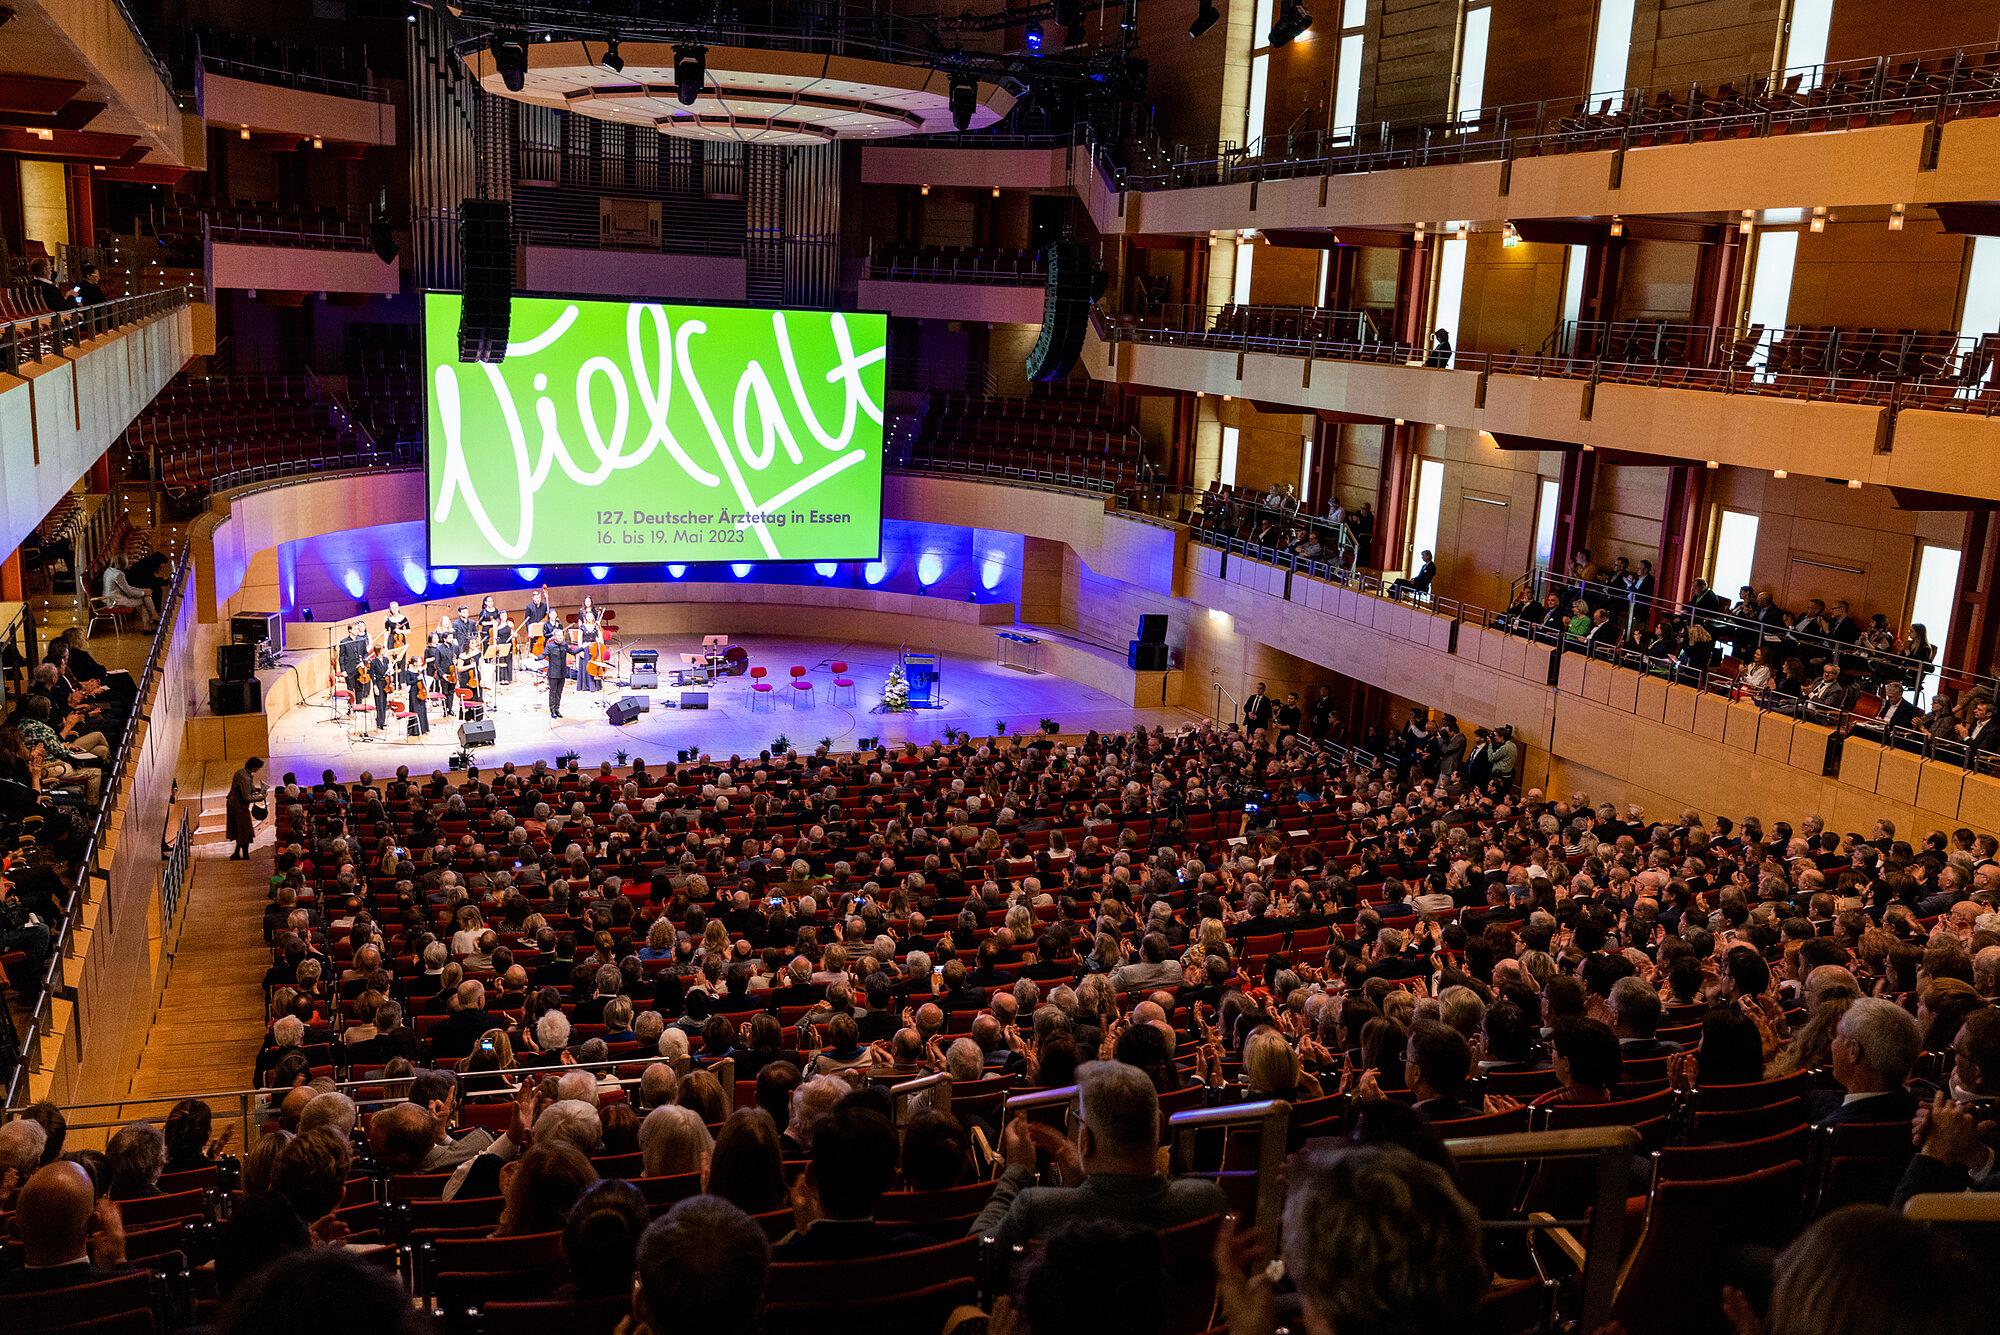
[382,601,411,653]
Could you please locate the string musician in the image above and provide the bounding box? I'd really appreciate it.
[400,643,430,735]
[335,620,370,715]
[366,640,394,733]
[382,601,411,654]
[455,629,486,708]
[491,613,517,686]
[425,630,457,717]
[477,595,502,649]
[577,612,605,693]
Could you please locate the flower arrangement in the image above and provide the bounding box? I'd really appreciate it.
[881,665,909,712]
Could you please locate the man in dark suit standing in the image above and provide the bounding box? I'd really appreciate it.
[1241,682,1273,734]
[544,632,575,719]
[1808,998,1922,1127]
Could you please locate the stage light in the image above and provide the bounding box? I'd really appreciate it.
[1269,0,1313,48]
[668,564,687,578]
[302,608,315,622]
[514,566,539,582]
[814,562,839,579]
[731,563,753,578]
[370,220,398,264]
[405,2,418,22]
[1023,20,1044,52]
[356,599,371,613]
[430,568,458,585]
[490,32,529,92]
[1189,0,1220,38]
[949,73,978,133]
[589,565,611,580]
[674,44,707,106]
[601,36,624,74]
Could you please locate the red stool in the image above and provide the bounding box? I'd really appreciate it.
[789,665,813,708]
[829,661,855,706]
[456,689,483,722]
[750,666,775,711]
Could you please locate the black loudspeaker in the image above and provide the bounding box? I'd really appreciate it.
[607,700,643,727]
[1137,614,1168,644]
[216,642,257,683]
[209,677,262,715]
[619,695,650,713]
[1025,241,1108,383]
[1128,641,1169,671]
[680,690,709,710]
[231,611,281,647]
[628,649,659,688]
[458,718,496,747]
[458,198,513,363]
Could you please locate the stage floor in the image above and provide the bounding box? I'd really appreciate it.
[265,634,1196,777]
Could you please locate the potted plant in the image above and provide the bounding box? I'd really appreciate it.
[1039,718,1060,735]
[881,665,909,712]
[771,733,791,755]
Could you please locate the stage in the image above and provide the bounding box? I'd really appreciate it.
[260,633,1197,777]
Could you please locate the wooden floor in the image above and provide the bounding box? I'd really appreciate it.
[122,761,275,1116]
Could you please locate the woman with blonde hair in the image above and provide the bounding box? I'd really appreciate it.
[639,1104,714,1181]
[450,906,485,957]
[700,919,730,961]
[459,1029,518,1093]
[1236,1026,1324,1101]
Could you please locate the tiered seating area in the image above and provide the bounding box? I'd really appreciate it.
[191,26,382,101]
[902,384,1152,492]
[131,375,390,490]
[869,244,1047,286]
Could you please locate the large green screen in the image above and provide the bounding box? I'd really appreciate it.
[423,293,886,567]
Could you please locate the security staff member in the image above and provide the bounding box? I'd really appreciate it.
[544,629,575,719]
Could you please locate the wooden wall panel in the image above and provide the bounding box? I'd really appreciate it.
[1627,0,1782,96]
[1585,462,1671,571]
[1787,218,1970,332]
[1485,0,1597,109]
[1824,1,2000,64]
[1614,239,1701,320]
[1374,0,1458,123]
[1458,233,1570,354]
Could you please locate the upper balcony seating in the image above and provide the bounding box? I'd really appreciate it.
[190,26,380,100]
[901,384,1151,493]
[869,245,1047,286]
[133,374,386,489]
[153,200,369,252]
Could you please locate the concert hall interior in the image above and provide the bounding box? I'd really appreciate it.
[4,0,2000,1332]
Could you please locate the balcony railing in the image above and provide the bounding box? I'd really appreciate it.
[1104,39,2000,192]
[867,251,1046,288]
[0,286,193,376]
[1106,304,2000,415]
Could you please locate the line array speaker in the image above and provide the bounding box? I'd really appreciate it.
[1025,241,1107,384]
[458,198,512,363]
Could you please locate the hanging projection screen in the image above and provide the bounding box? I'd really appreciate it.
[423,293,887,567]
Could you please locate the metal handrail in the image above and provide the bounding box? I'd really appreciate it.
[1106,38,2000,192]
[1168,1097,1290,1255]
[0,286,193,376]
[199,52,387,103]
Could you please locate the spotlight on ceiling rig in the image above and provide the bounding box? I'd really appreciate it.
[1023,19,1044,53]
[1189,0,1221,38]
[949,72,978,132]
[674,43,707,106]
[1269,0,1313,47]
[601,35,624,73]
[489,31,528,92]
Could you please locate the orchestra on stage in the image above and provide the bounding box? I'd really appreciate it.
[329,588,618,739]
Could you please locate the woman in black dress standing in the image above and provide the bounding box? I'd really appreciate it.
[227,756,267,860]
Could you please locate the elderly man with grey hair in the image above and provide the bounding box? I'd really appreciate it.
[298,1091,359,1147]
[1809,997,1924,1127]
[639,1062,680,1111]
[971,1061,1227,1247]
[0,1119,49,1200]
[443,1093,602,1201]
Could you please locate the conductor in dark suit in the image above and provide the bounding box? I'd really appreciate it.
[544,633,575,719]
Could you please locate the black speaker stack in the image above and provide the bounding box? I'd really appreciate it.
[1025,241,1107,384]
[1128,614,1169,671]
[209,678,262,715]
[458,198,513,363]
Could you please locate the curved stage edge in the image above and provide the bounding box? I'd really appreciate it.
[185,585,1191,771]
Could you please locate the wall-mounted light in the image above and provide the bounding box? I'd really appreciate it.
[29,127,53,141]
[920,183,930,195]
[312,136,323,149]
[1609,216,1623,237]
[1846,479,1862,489]
[1705,460,1719,469]
[1810,205,1827,233]
[1414,220,1426,235]
[240,126,251,139]
[1739,208,1754,235]
[1455,222,1469,241]
[1889,203,1905,231]
[1773,469,1787,478]
[990,186,1000,198]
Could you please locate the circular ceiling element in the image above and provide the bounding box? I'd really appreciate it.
[469,40,1014,144]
